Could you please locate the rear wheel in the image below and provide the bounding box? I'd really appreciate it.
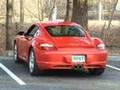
[14,44,21,63]
[88,68,105,76]
[29,49,40,76]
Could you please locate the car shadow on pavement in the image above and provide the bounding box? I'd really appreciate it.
[16,63,104,78]
[39,70,102,78]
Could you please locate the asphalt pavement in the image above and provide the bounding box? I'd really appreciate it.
[0,56,120,90]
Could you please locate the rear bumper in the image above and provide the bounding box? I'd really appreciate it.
[35,48,108,70]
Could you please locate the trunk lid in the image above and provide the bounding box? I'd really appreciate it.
[51,37,95,48]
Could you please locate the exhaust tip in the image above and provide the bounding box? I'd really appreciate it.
[74,65,82,70]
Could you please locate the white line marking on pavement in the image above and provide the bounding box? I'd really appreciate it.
[106,64,120,71]
[0,63,26,85]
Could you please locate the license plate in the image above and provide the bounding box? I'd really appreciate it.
[72,55,85,63]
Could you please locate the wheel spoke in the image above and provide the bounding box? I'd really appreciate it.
[14,45,17,61]
[29,52,35,73]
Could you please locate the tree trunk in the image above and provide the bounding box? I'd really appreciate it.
[20,0,24,29]
[104,0,118,45]
[98,0,102,21]
[6,0,13,50]
[65,0,73,21]
[49,0,57,21]
[37,0,40,20]
[71,0,88,30]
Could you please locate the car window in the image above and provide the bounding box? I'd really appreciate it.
[46,26,85,37]
[34,28,41,37]
[26,25,39,37]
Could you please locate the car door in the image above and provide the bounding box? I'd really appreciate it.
[20,25,39,61]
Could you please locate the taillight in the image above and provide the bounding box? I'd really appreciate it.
[97,43,106,50]
[40,43,57,51]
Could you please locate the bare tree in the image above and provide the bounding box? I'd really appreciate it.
[106,0,118,32]
[37,0,41,21]
[98,0,102,21]
[37,0,44,21]
[48,0,57,20]
[65,0,73,21]
[24,0,62,21]
[25,0,51,21]
[6,0,13,50]
[104,0,118,45]
[20,0,24,29]
[71,0,88,30]
[0,0,6,20]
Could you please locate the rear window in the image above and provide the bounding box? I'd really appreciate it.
[45,26,86,37]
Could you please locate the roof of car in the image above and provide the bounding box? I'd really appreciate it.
[36,21,79,27]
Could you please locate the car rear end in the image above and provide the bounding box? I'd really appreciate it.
[37,47,107,70]
[35,22,108,73]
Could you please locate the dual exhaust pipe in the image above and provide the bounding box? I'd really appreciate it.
[74,65,83,71]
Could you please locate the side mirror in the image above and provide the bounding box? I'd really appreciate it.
[17,31,25,35]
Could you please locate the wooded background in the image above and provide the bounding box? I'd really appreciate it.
[0,0,120,55]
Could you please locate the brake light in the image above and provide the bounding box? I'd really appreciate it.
[40,43,57,50]
[97,43,106,50]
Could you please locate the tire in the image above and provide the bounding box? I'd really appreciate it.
[28,49,40,76]
[14,43,21,63]
[88,68,105,76]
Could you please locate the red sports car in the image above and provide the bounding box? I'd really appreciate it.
[14,22,108,76]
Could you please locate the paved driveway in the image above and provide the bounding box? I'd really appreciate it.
[0,56,120,90]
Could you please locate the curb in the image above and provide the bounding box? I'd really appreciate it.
[108,56,120,61]
[0,56,13,61]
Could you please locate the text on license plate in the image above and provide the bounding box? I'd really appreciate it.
[72,55,85,63]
